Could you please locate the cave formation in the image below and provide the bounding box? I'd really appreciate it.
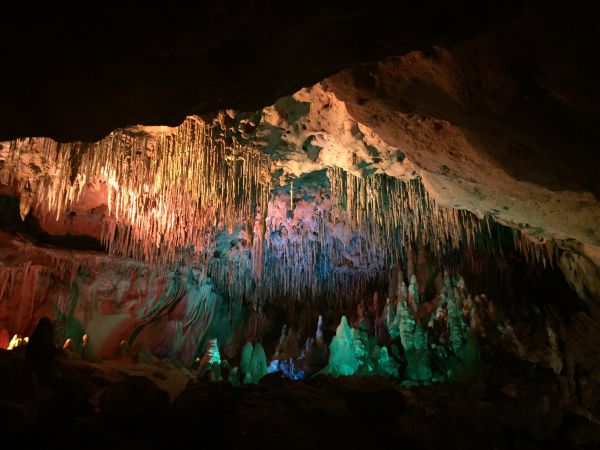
[1,3,600,449]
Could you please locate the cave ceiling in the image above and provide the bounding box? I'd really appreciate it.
[1,1,598,298]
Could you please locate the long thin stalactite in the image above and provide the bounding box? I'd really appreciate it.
[1,118,271,266]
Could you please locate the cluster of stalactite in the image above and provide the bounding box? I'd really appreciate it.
[329,167,480,261]
[0,118,271,266]
[328,166,558,268]
[201,185,389,305]
[257,208,383,304]
[205,235,384,307]
[0,262,51,333]
[0,250,105,336]
[0,118,562,310]
[201,169,559,306]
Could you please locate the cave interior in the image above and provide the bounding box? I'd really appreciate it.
[1,3,600,449]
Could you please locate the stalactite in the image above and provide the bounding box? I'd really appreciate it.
[1,118,271,267]
[328,166,556,267]
[0,262,51,334]
[1,117,560,310]
[0,265,17,301]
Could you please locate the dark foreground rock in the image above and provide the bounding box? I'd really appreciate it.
[0,350,599,450]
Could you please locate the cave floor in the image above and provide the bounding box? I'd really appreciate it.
[1,350,599,450]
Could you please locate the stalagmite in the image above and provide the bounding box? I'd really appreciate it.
[445,275,479,367]
[7,334,28,350]
[383,298,395,330]
[199,338,222,381]
[322,316,360,376]
[375,346,399,378]
[315,315,324,345]
[408,274,419,312]
[249,343,268,384]
[240,341,254,382]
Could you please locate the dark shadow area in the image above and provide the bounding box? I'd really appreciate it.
[0,196,106,252]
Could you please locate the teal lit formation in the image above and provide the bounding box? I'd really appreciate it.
[188,270,500,385]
